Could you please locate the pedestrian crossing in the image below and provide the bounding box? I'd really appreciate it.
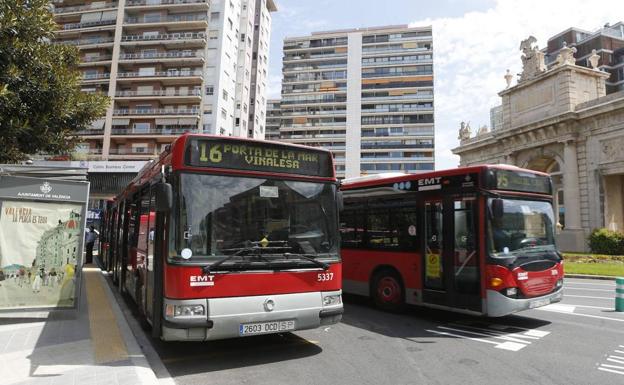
[597,345,624,376]
[425,322,550,352]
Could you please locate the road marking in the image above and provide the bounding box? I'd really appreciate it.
[537,307,624,322]
[563,294,612,300]
[426,323,549,352]
[564,287,614,292]
[565,282,615,287]
[598,345,624,377]
[542,303,575,313]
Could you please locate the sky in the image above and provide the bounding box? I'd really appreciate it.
[266,0,622,170]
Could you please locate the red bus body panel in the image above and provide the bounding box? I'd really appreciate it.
[164,263,342,299]
[342,249,420,290]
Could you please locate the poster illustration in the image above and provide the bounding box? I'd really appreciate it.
[0,200,83,309]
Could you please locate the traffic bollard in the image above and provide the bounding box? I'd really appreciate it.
[617,277,624,312]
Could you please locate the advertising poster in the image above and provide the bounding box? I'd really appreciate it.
[0,200,83,310]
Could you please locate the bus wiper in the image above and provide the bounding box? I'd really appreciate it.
[283,252,330,270]
[203,246,265,273]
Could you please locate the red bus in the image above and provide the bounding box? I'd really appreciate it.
[340,165,563,317]
[101,134,343,341]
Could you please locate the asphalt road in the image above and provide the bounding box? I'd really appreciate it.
[137,278,624,385]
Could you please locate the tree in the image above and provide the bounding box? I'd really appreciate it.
[0,0,109,163]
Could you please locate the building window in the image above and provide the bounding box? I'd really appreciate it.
[209,30,218,40]
[221,108,227,119]
[210,12,219,21]
[222,90,228,100]
[205,85,214,95]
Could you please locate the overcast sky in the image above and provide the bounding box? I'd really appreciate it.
[266,0,622,169]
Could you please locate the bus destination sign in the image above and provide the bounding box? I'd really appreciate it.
[493,169,551,194]
[186,138,333,177]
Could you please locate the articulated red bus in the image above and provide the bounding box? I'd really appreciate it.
[340,165,563,317]
[100,134,343,341]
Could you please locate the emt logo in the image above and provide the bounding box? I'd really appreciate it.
[190,275,215,287]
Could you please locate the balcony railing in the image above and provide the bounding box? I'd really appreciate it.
[82,73,110,80]
[117,70,202,78]
[53,2,117,14]
[126,0,207,6]
[111,127,198,135]
[109,148,157,155]
[81,54,113,62]
[113,108,199,115]
[74,129,104,135]
[361,93,433,101]
[119,51,203,60]
[121,32,205,42]
[61,19,116,30]
[56,36,115,45]
[115,89,201,97]
[124,14,207,24]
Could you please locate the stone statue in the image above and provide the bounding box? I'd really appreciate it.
[504,69,513,88]
[518,36,546,82]
[458,121,471,142]
[555,41,577,67]
[588,49,601,70]
[477,124,489,136]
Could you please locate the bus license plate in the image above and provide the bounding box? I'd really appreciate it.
[239,320,295,336]
[529,298,550,309]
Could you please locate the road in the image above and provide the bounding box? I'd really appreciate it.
[135,278,624,385]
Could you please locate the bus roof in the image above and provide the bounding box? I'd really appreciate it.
[341,164,549,190]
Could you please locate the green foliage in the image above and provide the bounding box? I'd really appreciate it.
[0,0,109,163]
[588,228,624,255]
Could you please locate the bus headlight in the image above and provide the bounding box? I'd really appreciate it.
[506,287,518,297]
[323,294,342,307]
[166,304,205,317]
[555,279,563,288]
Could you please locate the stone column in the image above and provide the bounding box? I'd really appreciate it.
[558,139,586,251]
[563,140,581,229]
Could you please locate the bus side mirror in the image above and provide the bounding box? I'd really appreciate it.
[492,198,504,219]
[337,190,344,212]
[155,183,172,212]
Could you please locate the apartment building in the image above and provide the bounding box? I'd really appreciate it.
[279,25,434,178]
[545,22,624,94]
[52,0,276,162]
[265,99,281,140]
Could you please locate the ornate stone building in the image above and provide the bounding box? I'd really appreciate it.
[453,37,624,252]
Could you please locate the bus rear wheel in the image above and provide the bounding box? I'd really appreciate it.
[372,270,405,312]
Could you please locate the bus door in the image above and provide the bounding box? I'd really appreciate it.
[422,196,481,312]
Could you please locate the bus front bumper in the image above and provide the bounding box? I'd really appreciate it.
[161,290,343,341]
[486,287,563,317]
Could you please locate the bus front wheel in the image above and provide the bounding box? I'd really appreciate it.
[372,269,405,312]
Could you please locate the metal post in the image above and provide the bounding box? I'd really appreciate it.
[616,277,624,312]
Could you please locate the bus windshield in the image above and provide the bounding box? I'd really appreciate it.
[172,173,339,262]
[487,198,557,257]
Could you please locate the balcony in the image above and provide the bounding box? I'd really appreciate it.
[114,89,201,102]
[56,36,115,46]
[361,93,433,102]
[53,2,117,14]
[125,0,208,9]
[80,54,113,64]
[110,127,198,135]
[109,148,159,156]
[118,51,204,63]
[124,14,208,26]
[117,70,202,80]
[120,32,206,46]
[59,19,116,31]
[82,73,110,81]
[113,108,200,117]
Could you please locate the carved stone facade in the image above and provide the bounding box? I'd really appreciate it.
[453,38,624,251]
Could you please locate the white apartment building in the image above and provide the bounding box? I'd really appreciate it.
[52,0,276,161]
[280,25,434,178]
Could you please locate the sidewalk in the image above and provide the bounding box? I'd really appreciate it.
[0,263,160,385]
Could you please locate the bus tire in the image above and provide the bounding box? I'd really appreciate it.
[372,269,405,312]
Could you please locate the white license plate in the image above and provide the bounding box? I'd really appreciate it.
[239,320,295,336]
[529,298,550,309]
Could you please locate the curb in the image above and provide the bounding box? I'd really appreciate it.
[96,262,174,385]
[565,274,617,281]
